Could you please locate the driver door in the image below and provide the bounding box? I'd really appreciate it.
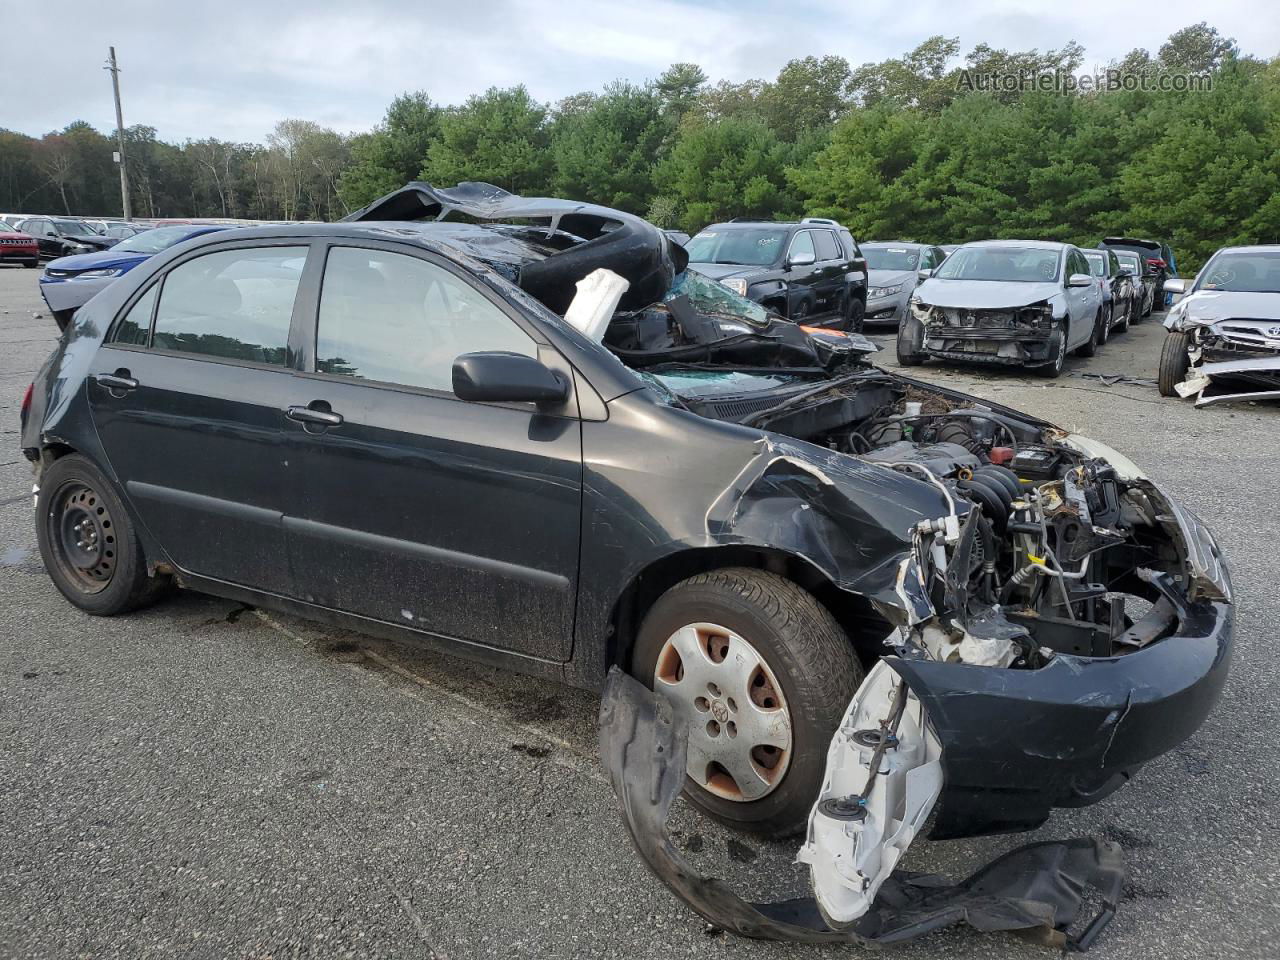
[282,242,584,661]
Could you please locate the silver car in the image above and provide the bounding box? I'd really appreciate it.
[1158,245,1280,405]
[861,242,946,325]
[900,240,1105,377]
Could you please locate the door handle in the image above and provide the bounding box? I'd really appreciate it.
[93,372,138,392]
[286,403,343,427]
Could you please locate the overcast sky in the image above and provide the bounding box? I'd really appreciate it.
[7,0,1277,144]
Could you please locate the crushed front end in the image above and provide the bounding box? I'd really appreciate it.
[1170,314,1280,405]
[910,300,1062,366]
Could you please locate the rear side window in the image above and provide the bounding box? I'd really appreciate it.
[315,246,536,393]
[813,231,840,261]
[112,284,159,346]
[151,247,306,365]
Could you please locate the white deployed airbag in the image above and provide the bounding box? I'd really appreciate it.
[563,268,631,342]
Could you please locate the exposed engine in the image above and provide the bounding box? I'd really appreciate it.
[718,371,1193,667]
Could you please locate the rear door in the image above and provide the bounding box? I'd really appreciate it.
[282,241,584,661]
[87,240,312,595]
[810,229,846,318]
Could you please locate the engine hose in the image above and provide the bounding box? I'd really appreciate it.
[975,464,1021,500]
[958,477,1009,532]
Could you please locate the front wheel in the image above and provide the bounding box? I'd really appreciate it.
[1075,309,1102,357]
[35,454,169,615]
[1036,325,1067,378]
[1115,297,1131,333]
[632,568,864,838]
[1158,331,1192,397]
[896,314,926,366]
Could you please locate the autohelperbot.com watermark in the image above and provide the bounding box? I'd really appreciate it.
[956,69,1212,94]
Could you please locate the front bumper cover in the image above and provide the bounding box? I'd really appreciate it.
[599,669,1125,949]
[922,326,1058,366]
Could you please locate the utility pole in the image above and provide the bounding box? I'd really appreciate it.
[105,47,132,221]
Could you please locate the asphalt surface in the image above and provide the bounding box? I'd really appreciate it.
[1,268,1276,959]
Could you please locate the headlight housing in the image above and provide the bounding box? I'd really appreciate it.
[869,284,903,298]
[1015,304,1054,327]
[910,299,936,322]
[76,268,123,279]
[719,277,748,297]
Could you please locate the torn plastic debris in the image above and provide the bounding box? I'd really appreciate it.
[598,667,1124,950]
[563,268,631,342]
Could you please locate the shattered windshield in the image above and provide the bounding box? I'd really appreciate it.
[1198,251,1280,293]
[670,269,773,327]
[862,246,919,271]
[685,228,787,266]
[934,246,1061,282]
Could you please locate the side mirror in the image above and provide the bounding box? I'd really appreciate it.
[917,268,933,281]
[788,250,816,268]
[1067,272,1094,288]
[1163,277,1187,295]
[452,352,569,407]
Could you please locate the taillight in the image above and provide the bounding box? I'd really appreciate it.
[20,382,33,423]
[1147,257,1166,268]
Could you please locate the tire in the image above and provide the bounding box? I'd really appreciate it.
[1035,325,1067,378]
[1158,331,1191,397]
[35,453,169,615]
[1098,303,1112,345]
[1115,296,1131,334]
[896,314,926,366]
[631,568,864,838]
[23,259,38,269]
[843,292,865,333]
[1140,288,1152,319]
[1075,309,1102,357]
[52,309,75,331]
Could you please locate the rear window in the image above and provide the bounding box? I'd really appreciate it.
[1082,251,1107,277]
[862,246,920,271]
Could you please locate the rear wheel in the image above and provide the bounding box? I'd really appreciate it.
[1158,331,1191,397]
[896,314,926,366]
[35,454,168,615]
[843,291,865,333]
[23,259,37,269]
[632,568,864,838]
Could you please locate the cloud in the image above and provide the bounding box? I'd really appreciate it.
[5,0,1276,142]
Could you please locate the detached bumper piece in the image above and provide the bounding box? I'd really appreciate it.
[599,669,1124,950]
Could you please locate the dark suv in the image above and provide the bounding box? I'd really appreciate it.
[684,218,868,330]
[14,217,114,260]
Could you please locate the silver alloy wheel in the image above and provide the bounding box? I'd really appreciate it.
[653,622,793,802]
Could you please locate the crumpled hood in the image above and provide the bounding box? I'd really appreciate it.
[1174,290,1280,325]
[44,250,149,274]
[685,262,757,281]
[915,278,1062,310]
[868,269,915,289]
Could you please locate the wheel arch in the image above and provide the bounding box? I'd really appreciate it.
[605,544,891,678]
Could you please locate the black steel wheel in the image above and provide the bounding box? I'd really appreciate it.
[36,454,169,615]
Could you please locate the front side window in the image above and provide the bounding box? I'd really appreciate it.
[315,246,536,393]
[151,246,306,365]
[788,231,816,261]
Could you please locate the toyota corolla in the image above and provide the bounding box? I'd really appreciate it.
[20,185,1231,927]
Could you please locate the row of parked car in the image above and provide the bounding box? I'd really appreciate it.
[681,219,1176,378]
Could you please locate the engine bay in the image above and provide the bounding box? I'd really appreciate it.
[669,366,1192,667]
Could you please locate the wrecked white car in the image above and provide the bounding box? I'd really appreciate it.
[1158,245,1280,405]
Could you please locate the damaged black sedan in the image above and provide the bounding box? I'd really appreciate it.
[21,184,1231,924]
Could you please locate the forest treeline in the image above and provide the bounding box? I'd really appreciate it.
[2,22,1275,269]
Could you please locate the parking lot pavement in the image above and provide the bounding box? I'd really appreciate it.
[1,265,1277,959]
